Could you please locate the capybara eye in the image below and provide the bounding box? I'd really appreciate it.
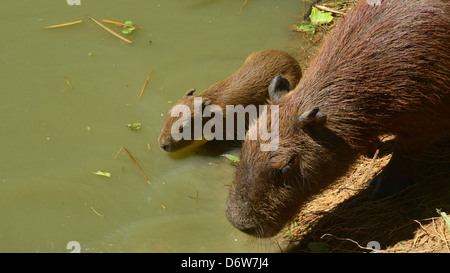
[280,162,292,175]
[273,156,295,180]
[280,156,295,174]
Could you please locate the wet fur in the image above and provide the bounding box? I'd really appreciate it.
[226,0,450,237]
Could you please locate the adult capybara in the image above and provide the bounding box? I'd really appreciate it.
[226,0,450,237]
[158,49,302,152]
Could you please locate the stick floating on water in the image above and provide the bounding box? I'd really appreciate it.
[123,147,151,185]
[90,206,104,217]
[44,20,83,29]
[139,68,154,100]
[89,17,133,44]
[64,77,73,89]
[102,19,138,29]
[239,0,249,14]
[114,146,124,160]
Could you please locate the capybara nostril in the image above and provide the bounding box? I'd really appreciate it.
[160,144,169,151]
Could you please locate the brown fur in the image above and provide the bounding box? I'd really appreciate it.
[158,49,302,152]
[226,0,450,237]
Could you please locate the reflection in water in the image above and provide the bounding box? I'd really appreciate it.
[0,0,304,252]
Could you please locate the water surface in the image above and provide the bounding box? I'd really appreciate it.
[0,0,305,252]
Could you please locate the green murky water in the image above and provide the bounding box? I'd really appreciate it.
[0,0,305,252]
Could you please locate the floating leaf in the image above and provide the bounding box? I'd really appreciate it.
[92,171,111,178]
[436,208,450,232]
[122,20,136,34]
[221,154,240,163]
[127,122,142,131]
[310,7,333,25]
[292,24,316,34]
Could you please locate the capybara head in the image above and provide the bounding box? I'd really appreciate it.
[226,76,356,237]
[158,89,212,152]
[226,106,357,237]
[158,49,302,153]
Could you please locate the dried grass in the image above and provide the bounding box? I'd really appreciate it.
[282,0,450,252]
[278,135,450,253]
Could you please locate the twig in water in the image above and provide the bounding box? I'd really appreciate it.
[114,146,124,160]
[64,77,73,89]
[44,20,83,29]
[239,0,248,14]
[102,19,138,29]
[139,68,153,100]
[90,206,104,217]
[89,17,133,44]
[124,147,151,184]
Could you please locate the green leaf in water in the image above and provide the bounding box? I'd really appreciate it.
[122,20,136,34]
[92,171,111,178]
[127,122,142,131]
[221,154,240,163]
[436,208,450,232]
[310,7,333,25]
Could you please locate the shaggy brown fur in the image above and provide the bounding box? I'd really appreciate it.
[158,49,302,152]
[226,0,450,238]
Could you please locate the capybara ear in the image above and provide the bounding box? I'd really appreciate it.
[202,98,212,107]
[297,106,327,128]
[184,89,195,96]
[268,75,290,103]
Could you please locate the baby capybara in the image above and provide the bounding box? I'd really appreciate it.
[158,49,302,152]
